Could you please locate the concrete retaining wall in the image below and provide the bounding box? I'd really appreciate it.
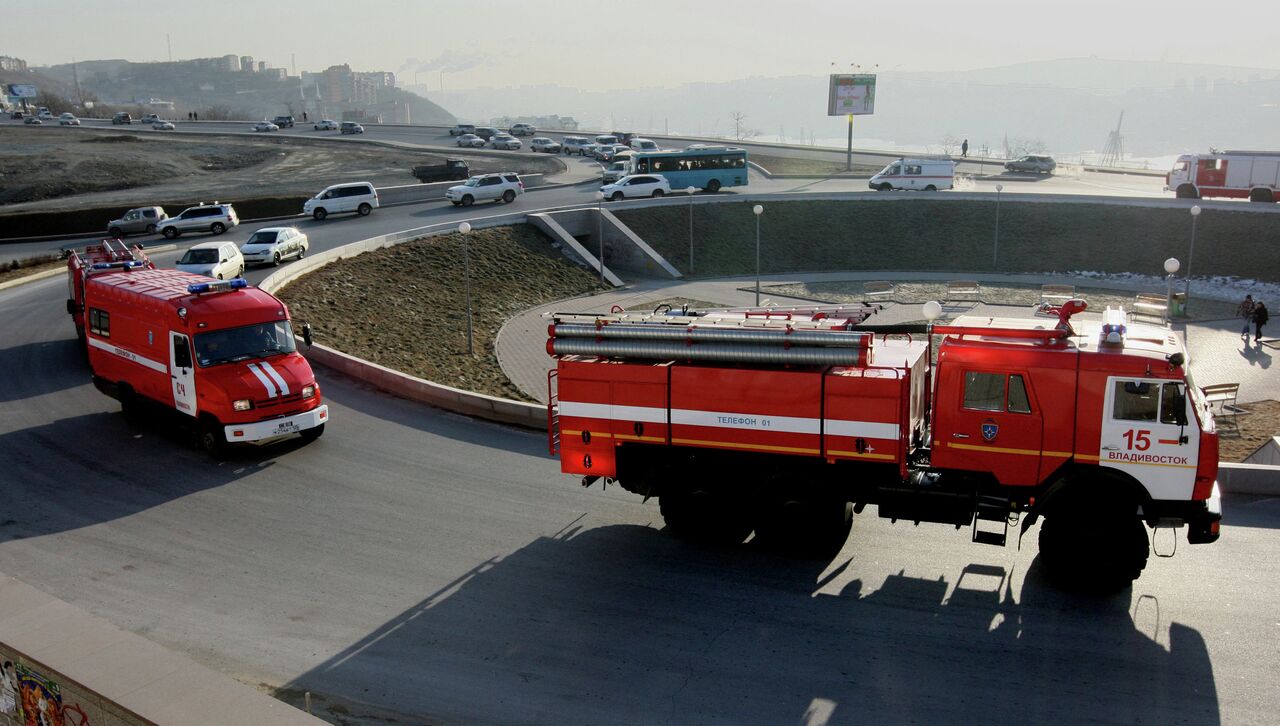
[1218,462,1280,496]
[530,207,679,279]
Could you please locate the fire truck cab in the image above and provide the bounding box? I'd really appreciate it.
[548,301,1221,591]
[1166,150,1280,202]
[79,269,328,455]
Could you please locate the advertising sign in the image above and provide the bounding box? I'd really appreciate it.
[7,84,37,98]
[827,74,876,116]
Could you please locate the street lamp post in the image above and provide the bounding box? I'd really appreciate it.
[458,222,474,355]
[993,183,1003,267]
[1164,257,1181,323]
[686,186,696,273]
[595,191,606,285]
[753,204,764,305]
[1184,205,1201,308]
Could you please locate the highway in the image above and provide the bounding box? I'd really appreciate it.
[2,120,1278,724]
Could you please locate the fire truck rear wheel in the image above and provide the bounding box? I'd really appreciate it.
[1038,508,1148,592]
[659,488,752,545]
[1249,188,1275,203]
[753,497,852,558]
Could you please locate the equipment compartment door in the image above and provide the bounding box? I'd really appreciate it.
[1099,378,1199,500]
[169,332,197,416]
[932,369,1044,486]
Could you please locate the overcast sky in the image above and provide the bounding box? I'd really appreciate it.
[9,0,1279,89]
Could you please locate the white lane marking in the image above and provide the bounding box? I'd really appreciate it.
[247,362,278,398]
[260,361,290,395]
[87,336,168,373]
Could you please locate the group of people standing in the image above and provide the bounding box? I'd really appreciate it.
[1238,295,1269,343]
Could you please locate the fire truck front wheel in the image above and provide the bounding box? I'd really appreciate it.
[197,417,230,459]
[659,488,752,545]
[1037,505,1149,592]
[1175,184,1199,199]
[300,424,325,443]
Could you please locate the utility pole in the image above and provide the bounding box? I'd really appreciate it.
[846,113,853,171]
[72,58,83,107]
[166,34,172,63]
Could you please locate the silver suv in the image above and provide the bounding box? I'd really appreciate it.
[156,203,240,239]
[445,173,524,207]
[107,206,168,237]
[1005,155,1056,174]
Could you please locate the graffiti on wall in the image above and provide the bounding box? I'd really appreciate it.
[1,660,17,716]
[16,664,63,726]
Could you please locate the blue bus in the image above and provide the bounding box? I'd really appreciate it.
[631,146,749,192]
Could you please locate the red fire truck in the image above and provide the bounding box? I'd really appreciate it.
[1166,150,1280,202]
[71,266,328,455]
[65,239,156,342]
[547,301,1222,590]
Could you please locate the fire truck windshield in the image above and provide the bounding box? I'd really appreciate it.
[195,321,297,367]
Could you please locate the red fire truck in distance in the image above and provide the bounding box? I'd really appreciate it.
[547,301,1222,590]
[1166,150,1280,202]
[72,266,328,455]
[65,239,156,342]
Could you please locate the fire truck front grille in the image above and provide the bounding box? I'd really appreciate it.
[256,393,304,410]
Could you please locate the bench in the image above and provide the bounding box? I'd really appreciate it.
[1040,284,1076,306]
[1201,383,1240,414]
[862,280,894,298]
[947,280,981,299]
[1131,293,1168,321]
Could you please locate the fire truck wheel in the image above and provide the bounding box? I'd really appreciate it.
[119,386,144,426]
[1038,509,1148,592]
[754,497,852,558]
[1175,185,1199,199]
[197,419,230,459]
[659,489,752,545]
[1249,188,1275,203]
[300,424,325,443]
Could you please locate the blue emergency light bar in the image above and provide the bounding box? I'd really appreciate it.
[91,260,146,270]
[187,278,249,294]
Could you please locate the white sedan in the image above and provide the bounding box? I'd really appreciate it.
[456,133,485,148]
[601,174,671,201]
[489,134,522,150]
[252,121,279,132]
[58,113,81,126]
[313,119,338,131]
[239,227,309,267]
[153,121,176,130]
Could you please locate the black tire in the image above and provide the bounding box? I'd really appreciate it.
[163,227,179,239]
[299,423,325,443]
[108,226,123,238]
[273,252,281,266]
[119,386,144,426]
[652,189,665,198]
[145,224,156,235]
[1038,499,1149,593]
[451,201,462,207]
[659,488,753,546]
[706,179,722,193]
[1175,185,1199,199]
[313,208,328,220]
[211,222,226,235]
[924,184,937,191]
[611,191,624,202]
[198,417,230,459]
[878,183,893,192]
[461,195,474,207]
[754,496,852,559]
[502,189,516,203]
[358,202,372,216]
[1249,188,1275,203]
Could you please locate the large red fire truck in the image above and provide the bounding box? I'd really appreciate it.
[65,239,156,341]
[547,301,1222,590]
[68,263,328,455]
[1166,150,1280,202]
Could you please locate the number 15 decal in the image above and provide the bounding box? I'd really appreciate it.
[1123,429,1151,451]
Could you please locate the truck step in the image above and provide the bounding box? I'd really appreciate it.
[971,497,1009,546]
[971,528,1008,547]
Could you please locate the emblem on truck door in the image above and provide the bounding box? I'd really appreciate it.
[981,420,999,441]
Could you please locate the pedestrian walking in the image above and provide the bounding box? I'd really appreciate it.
[1253,300,1269,343]
[303,111,308,122]
[1237,294,1256,337]
[193,111,198,121]
[961,139,969,158]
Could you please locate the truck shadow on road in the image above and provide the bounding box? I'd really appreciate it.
[283,524,1219,725]
[0,339,91,403]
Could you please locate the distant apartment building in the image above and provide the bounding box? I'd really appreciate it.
[258,61,269,73]
[240,56,255,72]
[356,71,396,89]
[0,56,28,72]
[217,54,241,72]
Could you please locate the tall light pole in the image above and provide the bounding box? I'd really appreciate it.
[686,186,697,273]
[458,222,474,355]
[993,183,1004,267]
[753,204,764,305]
[1164,257,1181,323]
[595,191,606,285]
[1184,205,1202,307]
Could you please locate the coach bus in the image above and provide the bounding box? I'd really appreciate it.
[631,146,749,192]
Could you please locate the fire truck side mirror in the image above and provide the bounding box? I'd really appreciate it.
[302,322,313,348]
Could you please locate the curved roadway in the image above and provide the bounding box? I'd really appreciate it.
[2,124,1279,724]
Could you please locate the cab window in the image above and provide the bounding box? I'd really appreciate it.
[1112,381,1159,421]
[963,372,1032,413]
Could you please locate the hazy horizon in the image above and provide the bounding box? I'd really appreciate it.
[13,1,1280,91]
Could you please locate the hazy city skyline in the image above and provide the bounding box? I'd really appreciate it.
[10,0,1280,91]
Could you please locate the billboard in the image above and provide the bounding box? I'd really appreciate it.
[827,74,876,116]
[7,84,37,98]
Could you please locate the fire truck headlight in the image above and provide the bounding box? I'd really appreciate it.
[233,399,253,411]
[301,385,316,399]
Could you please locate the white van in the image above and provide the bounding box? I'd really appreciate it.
[303,182,379,220]
[868,159,955,191]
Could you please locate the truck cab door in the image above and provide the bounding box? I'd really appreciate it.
[931,369,1045,486]
[169,332,197,416]
[1099,378,1199,500]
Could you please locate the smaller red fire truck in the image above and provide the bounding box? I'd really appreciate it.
[69,264,328,455]
[65,239,156,342]
[1166,150,1280,202]
[547,301,1222,590]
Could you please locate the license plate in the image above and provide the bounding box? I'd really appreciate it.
[272,421,301,435]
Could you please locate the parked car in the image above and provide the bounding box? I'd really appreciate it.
[601,174,671,201]
[303,182,379,220]
[155,202,240,239]
[529,137,561,153]
[175,240,244,280]
[456,133,485,148]
[23,116,41,125]
[111,112,132,125]
[473,126,499,140]
[561,136,591,155]
[58,113,80,126]
[509,123,536,136]
[253,121,279,132]
[490,134,522,150]
[445,173,524,206]
[629,138,660,152]
[1005,155,1056,174]
[272,115,295,128]
[449,123,476,136]
[240,227,309,267]
[340,122,364,135]
[107,206,168,238]
[153,121,176,130]
[314,119,338,131]
[141,114,161,124]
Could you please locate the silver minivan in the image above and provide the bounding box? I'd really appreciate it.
[107,206,168,237]
[303,182,379,220]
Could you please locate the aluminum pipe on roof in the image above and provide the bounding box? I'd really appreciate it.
[550,323,872,348]
[549,338,863,366]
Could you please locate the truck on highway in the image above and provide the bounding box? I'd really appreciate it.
[1166,150,1280,202]
[546,300,1222,590]
[412,158,470,183]
[68,266,328,455]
